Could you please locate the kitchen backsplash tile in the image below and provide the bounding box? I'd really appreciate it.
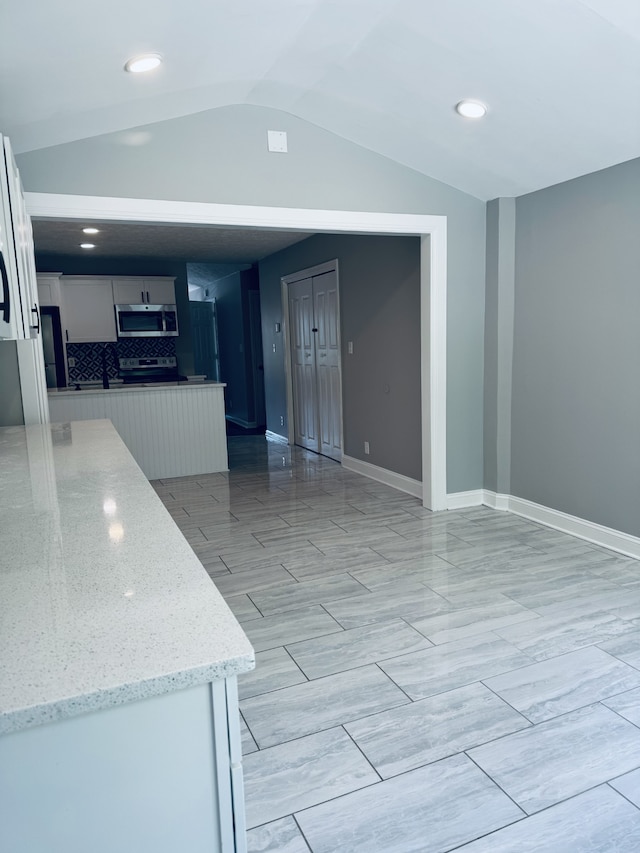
[67,339,176,383]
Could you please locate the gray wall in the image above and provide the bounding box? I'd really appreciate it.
[19,104,486,493]
[510,157,640,536]
[483,198,515,495]
[0,341,24,426]
[260,234,422,481]
[36,255,194,375]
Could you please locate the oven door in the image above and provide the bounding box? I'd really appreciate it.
[115,304,178,337]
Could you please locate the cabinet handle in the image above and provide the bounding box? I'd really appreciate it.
[0,251,10,324]
[66,329,69,342]
[141,291,144,303]
[31,304,40,334]
[146,291,150,303]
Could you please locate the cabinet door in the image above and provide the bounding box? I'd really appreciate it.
[112,278,175,305]
[0,135,27,340]
[112,279,148,305]
[143,279,175,305]
[62,279,117,343]
[37,274,62,307]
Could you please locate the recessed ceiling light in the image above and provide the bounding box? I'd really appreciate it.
[124,53,162,74]
[455,100,488,119]
[82,227,99,235]
[80,243,96,250]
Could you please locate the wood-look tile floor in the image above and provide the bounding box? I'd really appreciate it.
[152,436,640,852]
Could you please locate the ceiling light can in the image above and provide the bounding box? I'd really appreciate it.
[124,53,162,74]
[80,243,96,250]
[455,100,488,119]
[82,227,99,234]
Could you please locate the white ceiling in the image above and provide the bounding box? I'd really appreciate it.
[2,0,639,200]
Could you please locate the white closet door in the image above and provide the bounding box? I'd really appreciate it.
[313,270,342,461]
[288,277,318,452]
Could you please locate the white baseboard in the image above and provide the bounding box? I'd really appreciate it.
[446,490,484,510]
[507,495,640,560]
[481,490,510,512]
[342,455,423,499]
[226,415,258,428]
[265,430,288,443]
[445,489,640,561]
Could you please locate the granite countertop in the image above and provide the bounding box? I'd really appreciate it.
[0,419,254,735]
[48,381,226,395]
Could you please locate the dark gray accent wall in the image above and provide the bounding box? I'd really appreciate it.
[35,255,194,375]
[19,104,486,492]
[0,341,24,426]
[260,235,422,481]
[511,157,640,536]
[483,198,515,495]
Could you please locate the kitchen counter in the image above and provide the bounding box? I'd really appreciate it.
[0,419,253,852]
[0,419,254,735]
[47,381,229,479]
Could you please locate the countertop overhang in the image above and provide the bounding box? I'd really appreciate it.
[0,419,254,735]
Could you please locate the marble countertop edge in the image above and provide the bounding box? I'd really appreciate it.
[0,651,255,736]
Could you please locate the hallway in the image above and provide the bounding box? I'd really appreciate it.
[153,436,640,852]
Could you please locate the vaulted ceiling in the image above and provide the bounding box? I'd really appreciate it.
[2,0,638,201]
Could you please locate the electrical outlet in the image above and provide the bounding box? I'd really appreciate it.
[348,341,353,354]
[272,343,277,353]
[280,416,284,427]
[67,357,76,368]
[364,441,370,455]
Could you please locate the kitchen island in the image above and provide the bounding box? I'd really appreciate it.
[0,419,254,853]
[48,380,228,479]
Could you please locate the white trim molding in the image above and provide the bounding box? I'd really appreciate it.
[507,495,640,561]
[446,490,484,510]
[342,455,422,499]
[25,192,448,513]
[225,415,258,429]
[265,430,288,443]
[481,490,510,512]
[447,489,640,561]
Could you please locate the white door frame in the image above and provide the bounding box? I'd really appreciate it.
[281,259,343,460]
[25,192,447,510]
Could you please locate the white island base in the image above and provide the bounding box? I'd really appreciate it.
[48,382,228,480]
[1,679,245,853]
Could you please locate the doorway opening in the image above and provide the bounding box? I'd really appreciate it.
[26,193,447,510]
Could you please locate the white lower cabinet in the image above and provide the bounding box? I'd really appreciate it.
[0,679,247,853]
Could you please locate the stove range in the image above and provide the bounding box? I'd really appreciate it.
[118,356,186,383]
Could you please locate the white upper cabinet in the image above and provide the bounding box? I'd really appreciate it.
[61,278,117,343]
[0,135,33,340]
[37,273,63,307]
[112,278,175,306]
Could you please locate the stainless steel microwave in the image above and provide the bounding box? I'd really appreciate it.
[114,304,179,338]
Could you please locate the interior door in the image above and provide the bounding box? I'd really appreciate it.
[288,277,318,452]
[287,264,342,461]
[313,270,342,460]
